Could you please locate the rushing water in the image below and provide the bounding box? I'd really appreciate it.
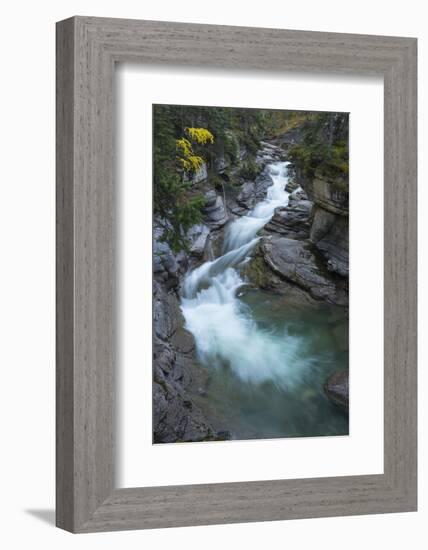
[181,161,348,440]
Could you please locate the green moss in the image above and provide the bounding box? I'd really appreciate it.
[242,254,273,288]
[288,113,349,190]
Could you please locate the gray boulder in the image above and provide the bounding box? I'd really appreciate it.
[261,236,347,305]
[203,191,228,228]
[265,200,312,240]
[187,223,210,258]
[285,180,299,193]
[236,181,256,210]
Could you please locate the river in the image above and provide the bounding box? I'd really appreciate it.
[180,161,348,440]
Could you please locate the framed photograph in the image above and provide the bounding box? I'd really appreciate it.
[56,17,417,532]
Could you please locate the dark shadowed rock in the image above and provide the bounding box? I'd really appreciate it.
[310,206,349,277]
[324,370,349,412]
[298,172,349,278]
[153,376,216,443]
[310,205,337,242]
[214,155,229,173]
[152,280,217,443]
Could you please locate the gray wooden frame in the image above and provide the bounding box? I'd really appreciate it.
[56,16,417,533]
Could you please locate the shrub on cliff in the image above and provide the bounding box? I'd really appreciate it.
[288,112,349,189]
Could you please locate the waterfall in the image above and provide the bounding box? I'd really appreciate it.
[181,161,313,387]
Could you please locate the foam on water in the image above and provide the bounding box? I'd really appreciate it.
[181,161,313,386]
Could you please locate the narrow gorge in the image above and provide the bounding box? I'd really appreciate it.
[153,108,349,443]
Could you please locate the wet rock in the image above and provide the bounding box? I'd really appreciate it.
[261,236,347,305]
[324,370,349,412]
[202,234,215,262]
[242,253,319,307]
[230,204,249,216]
[265,200,312,240]
[285,180,299,193]
[171,327,196,355]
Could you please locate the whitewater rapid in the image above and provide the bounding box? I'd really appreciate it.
[181,161,313,387]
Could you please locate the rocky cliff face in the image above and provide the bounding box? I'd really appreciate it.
[153,220,225,443]
[153,280,218,443]
[304,174,349,278]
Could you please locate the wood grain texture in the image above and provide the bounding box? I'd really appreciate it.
[56,16,417,533]
[56,18,75,532]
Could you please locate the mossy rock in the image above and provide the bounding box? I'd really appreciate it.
[241,248,280,289]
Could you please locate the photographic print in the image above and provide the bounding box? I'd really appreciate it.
[153,104,349,444]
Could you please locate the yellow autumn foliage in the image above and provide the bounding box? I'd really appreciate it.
[176,127,215,174]
[176,137,193,157]
[184,127,215,145]
[177,155,205,172]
